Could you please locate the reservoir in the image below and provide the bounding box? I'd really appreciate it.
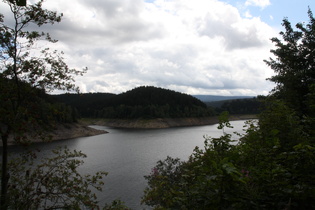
[8,120,248,209]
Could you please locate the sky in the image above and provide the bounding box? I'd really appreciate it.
[1,0,315,96]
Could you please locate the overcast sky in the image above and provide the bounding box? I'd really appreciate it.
[2,0,315,95]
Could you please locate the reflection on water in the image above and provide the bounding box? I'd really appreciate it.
[6,120,248,209]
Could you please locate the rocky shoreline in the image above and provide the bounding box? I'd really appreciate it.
[85,115,257,129]
[5,123,107,146]
[46,123,108,141]
[4,115,256,146]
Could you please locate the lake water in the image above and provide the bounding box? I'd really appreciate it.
[8,120,248,209]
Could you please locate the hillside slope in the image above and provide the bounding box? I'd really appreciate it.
[53,86,215,119]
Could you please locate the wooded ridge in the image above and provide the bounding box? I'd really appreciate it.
[53,86,215,119]
[52,86,260,119]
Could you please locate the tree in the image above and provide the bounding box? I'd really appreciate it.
[0,0,86,208]
[264,8,315,145]
[142,112,246,209]
[8,147,107,209]
[142,10,315,209]
[264,8,315,117]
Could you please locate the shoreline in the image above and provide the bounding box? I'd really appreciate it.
[4,123,108,146]
[3,115,257,146]
[83,115,257,129]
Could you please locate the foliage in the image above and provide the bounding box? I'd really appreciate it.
[54,86,215,119]
[142,113,247,209]
[0,77,78,129]
[214,97,263,115]
[0,0,86,142]
[264,8,315,118]
[142,10,315,209]
[103,199,131,210]
[264,7,315,144]
[0,0,86,92]
[0,0,85,209]
[143,113,315,209]
[53,92,116,118]
[0,0,86,144]
[6,147,107,209]
[0,1,129,209]
[237,121,315,209]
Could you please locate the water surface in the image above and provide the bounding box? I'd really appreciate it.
[8,120,247,209]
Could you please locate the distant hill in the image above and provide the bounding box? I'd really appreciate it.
[112,86,206,107]
[52,92,116,117]
[193,95,254,102]
[52,86,215,119]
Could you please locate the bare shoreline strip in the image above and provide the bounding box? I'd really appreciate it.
[85,115,257,129]
[4,123,108,146]
[4,115,256,146]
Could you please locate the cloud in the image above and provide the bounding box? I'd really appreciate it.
[198,11,271,49]
[1,0,277,96]
[245,0,271,9]
[43,0,165,45]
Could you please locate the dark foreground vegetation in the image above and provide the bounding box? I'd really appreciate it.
[0,1,122,209]
[141,9,315,209]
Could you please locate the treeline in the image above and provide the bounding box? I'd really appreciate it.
[52,86,262,119]
[51,92,115,118]
[207,97,263,115]
[53,86,216,119]
[0,77,78,125]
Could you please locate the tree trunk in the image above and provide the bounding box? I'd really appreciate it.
[1,130,9,210]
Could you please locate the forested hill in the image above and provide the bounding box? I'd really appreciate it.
[112,86,206,107]
[52,86,215,119]
[52,92,116,117]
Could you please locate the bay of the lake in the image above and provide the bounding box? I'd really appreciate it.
[7,120,248,209]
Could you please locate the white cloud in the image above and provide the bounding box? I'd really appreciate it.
[244,10,253,18]
[245,0,271,9]
[1,0,277,96]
